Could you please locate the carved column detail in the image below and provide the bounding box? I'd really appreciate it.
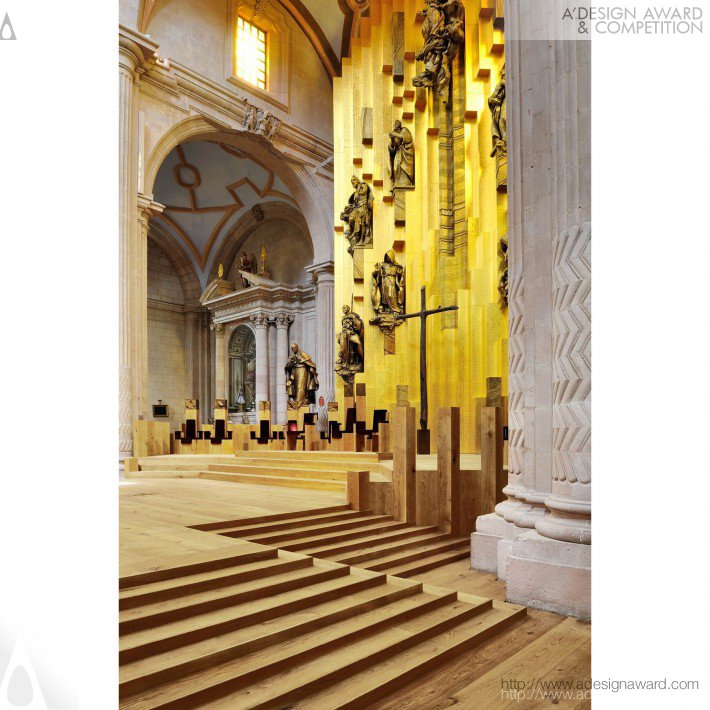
[536,222,591,544]
[250,313,270,409]
[274,314,293,424]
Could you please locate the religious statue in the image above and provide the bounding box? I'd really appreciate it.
[239,250,257,287]
[388,120,415,191]
[369,250,406,334]
[259,245,270,277]
[335,305,365,384]
[242,98,281,141]
[498,237,508,309]
[340,176,375,255]
[412,0,465,103]
[488,66,507,191]
[285,343,319,410]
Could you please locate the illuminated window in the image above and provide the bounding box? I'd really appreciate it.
[236,17,267,90]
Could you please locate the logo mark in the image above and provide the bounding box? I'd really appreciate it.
[1,13,17,40]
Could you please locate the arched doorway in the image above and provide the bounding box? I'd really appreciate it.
[229,325,256,413]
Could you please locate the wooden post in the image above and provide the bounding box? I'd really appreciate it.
[355,383,367,423]
[480,406,505,513]
[124,457,139,474]
[378,422,392,453]
[347,470,371,511]
[392,405,416,523]
[437,407,461,535]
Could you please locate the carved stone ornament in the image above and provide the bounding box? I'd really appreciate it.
[241,98,281,141]
[369,250,406,334]
[412,0,465,103]
[340,176,375,255]
[335,305,365,384]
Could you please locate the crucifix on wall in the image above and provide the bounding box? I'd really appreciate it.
[394,285,458,454]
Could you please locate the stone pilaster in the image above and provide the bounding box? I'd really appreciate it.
[274,314,293,424]
[118,28,157,460]
[307,261,334,429]
[212,323,226,404]
[250,313,270,408]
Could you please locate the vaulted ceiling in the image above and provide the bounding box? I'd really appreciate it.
[138,0,370,77]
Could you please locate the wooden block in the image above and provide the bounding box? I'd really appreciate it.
[392,11,404,82]
[353,157,363,166]
[382,64,393,75]
[392,95,404,106]
[394,189,406,226]
[362,172,373,181]
[465,110,478,120]
[403,89,415,100]
[415,470,439,526]
[355,383,366,422]
[404,51,415,61]
[490,42,504,55]
[427,127,439,137]
[392,405,416,523]
[383,195,394,204]
[373,179,384,188]
[353,249,364,282]
[361,107,373,145]
[378,422,392,453]
[342,432,356,452]
[477,68,491,79]
[347,471,371,511]
[396,385,409,407]
[437,407,461,535]
[304,422,318,451]
[392,239,405,251]
[334,225,344,233]
[480,406,505,514]
[402,111,413,121]
[417,428,430,455]
[124,457,139,474]
[486,376,502,407]
[415,87,428,111]
[370,480,394,516]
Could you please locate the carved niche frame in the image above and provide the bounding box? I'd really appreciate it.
[226,0,292,113]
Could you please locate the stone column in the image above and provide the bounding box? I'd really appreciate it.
[274,314,293,424]
[183,309,199,399]
[250,314,270,408]
[118,29,156,460]
[212,323,226,405]
[306,261,335,429]
[503,16,592,619]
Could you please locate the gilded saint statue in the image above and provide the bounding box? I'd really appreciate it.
[285,342,319,410]
[259,245,270,277]
[340,176,374,255]
[369,250,406,334]
[388,120,415,190]
[488,66,507,191]
[335,305,365,384]
[239,250,257,287]
[412,0,465,103]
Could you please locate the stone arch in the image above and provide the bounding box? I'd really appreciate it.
[208,201,312,283]
[148,221,202,304]
[144,115,332,266]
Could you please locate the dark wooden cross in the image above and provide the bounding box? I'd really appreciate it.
[395,285,458,453]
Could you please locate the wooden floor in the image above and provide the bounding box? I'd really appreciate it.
[120,478,590,708]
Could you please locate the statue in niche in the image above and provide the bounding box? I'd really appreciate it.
[488,66,508,191]
[369,250,406,334]
[340,176,375,255]
[239,250,257,287]
[498,237,508,310]
[412,0,465,103]
[285,343,319,410]
[242,98,281,141]
[335,305,365,384]
[388,120,415,191]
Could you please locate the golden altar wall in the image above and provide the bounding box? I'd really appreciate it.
[333,0,507,453]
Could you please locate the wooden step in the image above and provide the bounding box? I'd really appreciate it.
[119,564,349,635]
[188,506,351,532]
[234,451,388,462]
[291,601,527,710]
[207,463,348,481]
[290,524,440,556]
[119,569,387,664]
[120,589,457,707]
[177,597,495,709]
[358,538,470,572]
[125,470,199,479]
[229,456,390,473]
[237,514,395,545]
[198,471,346,492]
[119,556,313,610]
[119,578,423,698]
[331,532,454,565]
[119,547,278,591]
[207,509,373,538]
[277,521,426,552]
[380,548,472,578]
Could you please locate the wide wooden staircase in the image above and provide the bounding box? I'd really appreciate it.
[190,505,470,578]
[126,452,392,494]
[119,542,525,709]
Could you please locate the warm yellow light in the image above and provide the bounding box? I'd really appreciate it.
[236,17,266,90]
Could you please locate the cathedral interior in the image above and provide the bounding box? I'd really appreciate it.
[118,0,592,706]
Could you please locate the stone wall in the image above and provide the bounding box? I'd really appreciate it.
[147,241,187,431]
